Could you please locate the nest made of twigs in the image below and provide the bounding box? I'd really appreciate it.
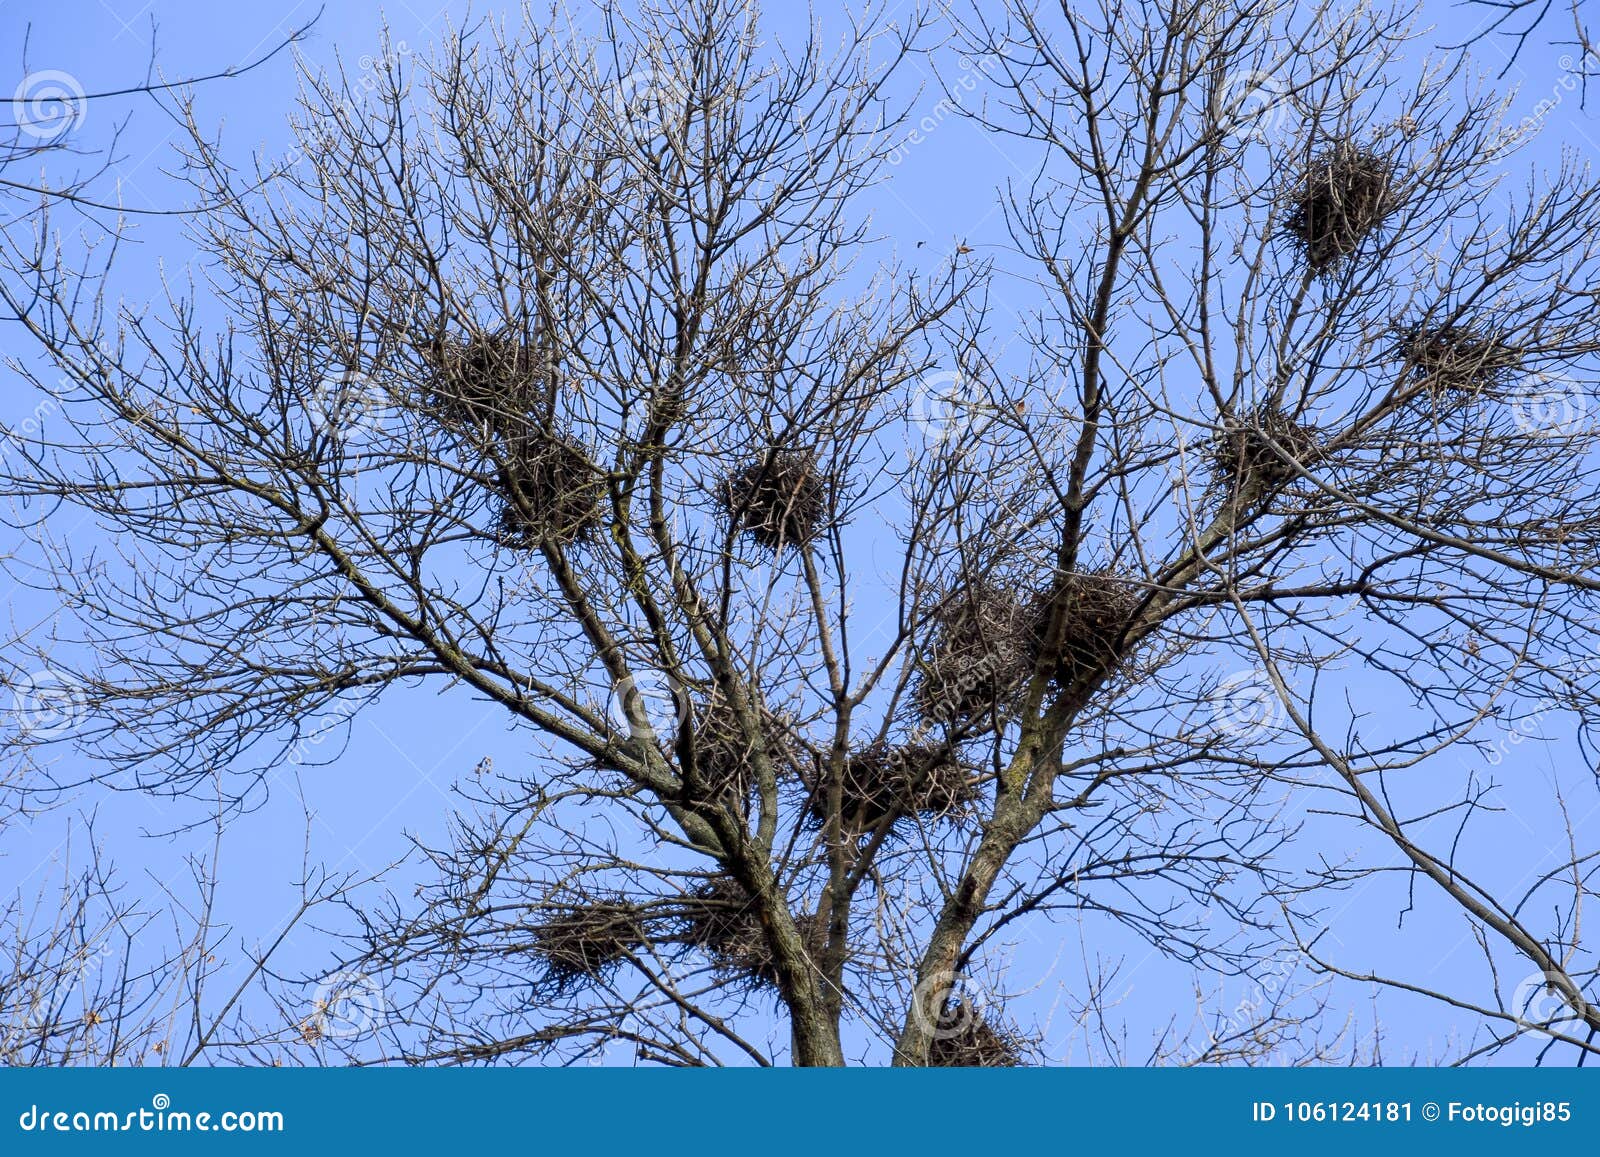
[1392,321,1520,394]
[676,877,825,989]
[419,332,551,435]
[719,447,830,550]
[1210,405,1322,493]
[495,425,604,547]
[528,898,648,990]
[912,580,1034,724]
[806,742,978,831]
[682,695,794,803]
[927,998,1029,1067]
[1281,142,1399,274]
[1026,570,1143,689]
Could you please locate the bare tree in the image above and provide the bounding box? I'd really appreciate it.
[3,0,1600,1066]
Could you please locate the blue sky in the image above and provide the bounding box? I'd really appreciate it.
[2,0,1598,1065]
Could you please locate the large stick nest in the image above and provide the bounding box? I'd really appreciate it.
[495,426,605,548]
[719,447,831,550]
[1025,570,1143,689]
[1392,321,1521,394]
[912,580,1034,724]
[416,332,600,547]
[1210,405,1322,494]
[926,998,1030,1067]
[528,898,648,992]
[419,332,550,435]
[1281,142,1399,274]
[675,877,825,989]
[806,742,978,831]
[681,694,795,803]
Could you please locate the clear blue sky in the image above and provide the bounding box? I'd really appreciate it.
[1,0,1596,1065]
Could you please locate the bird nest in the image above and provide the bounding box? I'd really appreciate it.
[1281,142,1399,274]
[1392,321,1520,394]
[1210,405,1322,493]
[806,742,978,831]
[926,998,1029,1067]
[1026,570,1143,689]
[528,898,648,991]
[719,448,830,550]
[495,427,604,547]
[682,695,794,803]
[419,332,551,436]
[676,877,824,989]
[912,580,1034,724]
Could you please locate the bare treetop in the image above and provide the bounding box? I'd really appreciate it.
[3,0,1600,1066]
